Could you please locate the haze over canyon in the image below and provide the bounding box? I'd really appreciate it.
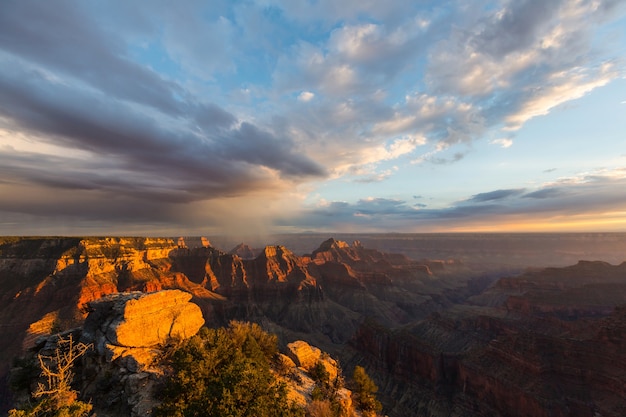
[1,233,624,416]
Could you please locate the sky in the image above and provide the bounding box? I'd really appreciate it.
[1,0,626,238]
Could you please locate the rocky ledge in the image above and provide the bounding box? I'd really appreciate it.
[12,290,357,417]
[82,290,205,369]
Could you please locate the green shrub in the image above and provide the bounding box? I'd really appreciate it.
[305,399,334,417]
[309,361,330,384]
[352,366,382,416]
[309,360,346,417]
[154,322,304,417]
[8,399,92,417]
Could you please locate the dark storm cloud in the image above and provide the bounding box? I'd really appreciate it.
[0,0,324,209]
[0,76,323,195]
[219,123,324,177]
[0,0,185,115]
[0,185,176,223]
[194,103,238,131]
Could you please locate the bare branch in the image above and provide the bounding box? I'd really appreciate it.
[32,334,92,408]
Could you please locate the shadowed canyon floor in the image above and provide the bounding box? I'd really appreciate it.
[0,235,625,416]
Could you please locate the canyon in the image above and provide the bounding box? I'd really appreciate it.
[0,235,624,416]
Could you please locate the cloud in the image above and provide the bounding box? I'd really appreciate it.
[0,0,330,183]
[523,188,564,199]
[504,64,617,130]
[473,0,562,57]
[491,138,514,148]
[0,1,186,115]
[426,0,624,130]
[466,189,526,203]
[268,0,621,179]
[294,167,626,231]
[413,148,468,165]
[0,58,324,205]
[362,136,425,163]
[274,41,358,96]
[372,93,484,144]
[0,1,624,234]
[260,0,425,27]
[274,19,427,97]
[353,169,394,183]
[158,6,238,78]
[298,91,315,102]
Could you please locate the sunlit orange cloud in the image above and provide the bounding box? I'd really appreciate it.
[442,212,626,233]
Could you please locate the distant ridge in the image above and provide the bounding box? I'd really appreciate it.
[0,235,625,416]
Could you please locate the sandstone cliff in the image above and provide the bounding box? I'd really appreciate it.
[83,290,205,361]
[11,291,356,417]
[1,236,624,417]
[1,236,468,412]
[228,243,258,259]
[9,289,205,416]
[0,237,224,409]
[350,261,626,417]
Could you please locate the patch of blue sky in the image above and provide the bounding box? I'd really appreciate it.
[127,41,184,83]
[510,79,626,171]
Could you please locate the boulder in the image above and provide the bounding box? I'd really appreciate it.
[83,290,204,355]
[286,340,322,370]
[286,340,338,382]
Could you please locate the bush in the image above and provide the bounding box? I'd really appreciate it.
[309,361,330,385]
[309,360,348,417]
[8,400,93,417]
[352,366,382,416]
[154,322,304,417]
[305,400,334,417]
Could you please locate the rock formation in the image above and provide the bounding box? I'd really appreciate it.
[11,293,356,417]
[9,290,204,416]
[350,261,626,417]
[79,290,204,416]
[228,242,257,259]
[281,340,352,411]
[287,340,339,382]
[82,290,204,364]
[1,236,625,417]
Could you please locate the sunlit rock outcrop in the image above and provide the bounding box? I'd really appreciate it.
[6,236,623,416]
[83,290,204,353]
[287,340,339,382]
[79,290,204,416]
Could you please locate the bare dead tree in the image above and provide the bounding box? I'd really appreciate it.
[33,334,92,409]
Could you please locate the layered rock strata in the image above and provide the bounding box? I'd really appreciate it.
[16,295,353,417]
[82,290,205,365]
[2,236,624,417]
[14,290,205,417]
